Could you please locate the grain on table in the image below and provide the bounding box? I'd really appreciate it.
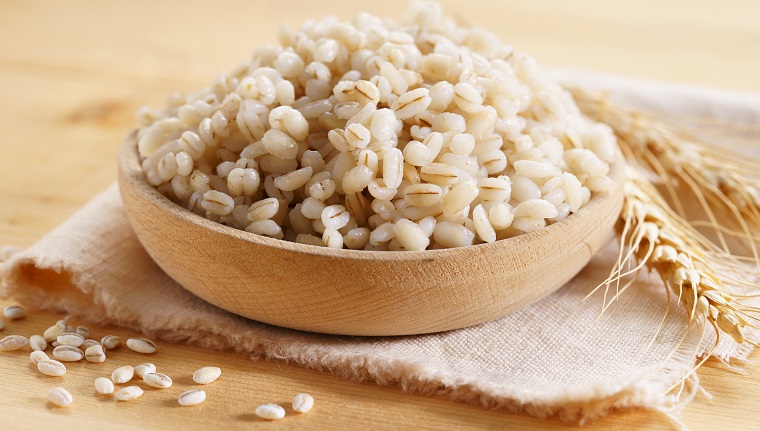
[52,345,84,362]
[134,363,156,378]
[94,377,115,395]
[256,403,286,420]
[114,386,143,401]
[101,335,122,350]
[0,335,29,351]
[193,366,222,385]
[292,393,315,413]
[37,359,66,377]
[143,372,173,388]
[178,390,206,406]
[126,337,156,354]
[29,334,47,351]
[112,365,135,384]
[3,305,25,320]
[47,387,73,407]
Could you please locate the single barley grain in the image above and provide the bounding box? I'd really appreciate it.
[85,345,106,363]
[29,335,47,351]
[419,163,458,186]
[126,337,156,354]
[178,390,207,406]
[514,160,561,179]
[144,372,173,389]
[115,386,143,401]
[247,198,279,221]
[43,323,66,343]
[47,387,73,407]
[112,365,135,384]
[453,82,483,113]
[256,403,286,420]
[511,176,541,202]
[0,335,29,351]
[402,141,431,167]
[391,88,431,119]
[38,359,66,377]
[101,335,122,350]
[321,205,350,230]
[134,363,156,378]
[30,350,49,364]
[433,221,475,248]
[53,346,84,362]
[80,339,100,350]
[514,199,559,219]
[75,326,91,339]
[193,366,222,385]
[404,183,443,207]
[472,204,496,243]
[274,167,314,192]
[292,393,315,413]
[512,216,547,233]
[94,377,115,395]
[393,219,430,251]
[442,182,479,218]
[478,177,511,202]
[3,305,25,320]
[382,148,404,189]
[57,333,85,347]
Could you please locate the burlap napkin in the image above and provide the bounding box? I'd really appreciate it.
[2,70,759,423]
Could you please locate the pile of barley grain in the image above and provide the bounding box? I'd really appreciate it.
[137,0,616,251]
[2,304,314,417]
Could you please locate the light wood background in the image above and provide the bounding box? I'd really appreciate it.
[1,1,759,429]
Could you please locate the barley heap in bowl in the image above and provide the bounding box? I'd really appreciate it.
[136,1,616,251]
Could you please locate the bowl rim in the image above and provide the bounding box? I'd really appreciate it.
[119,132,624,263]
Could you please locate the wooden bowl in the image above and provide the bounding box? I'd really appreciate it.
[118,134,624,336]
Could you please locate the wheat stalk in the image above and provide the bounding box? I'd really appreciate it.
[572,89,760,372]
[572,89,760,262]
[615,169,757,336]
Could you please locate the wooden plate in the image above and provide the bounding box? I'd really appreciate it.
[118,134,624,336]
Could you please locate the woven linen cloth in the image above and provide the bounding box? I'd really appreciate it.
[2,70,759,422]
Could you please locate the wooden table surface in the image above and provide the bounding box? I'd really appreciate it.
[1,1,759,429]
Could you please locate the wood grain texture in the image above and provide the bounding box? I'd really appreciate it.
[118,136,624,336]
[1,0,759,429]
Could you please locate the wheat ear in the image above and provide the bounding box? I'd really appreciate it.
[572,89,760,263]
[573,89,760,367]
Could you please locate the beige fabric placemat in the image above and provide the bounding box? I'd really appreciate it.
[2,71,759,423]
